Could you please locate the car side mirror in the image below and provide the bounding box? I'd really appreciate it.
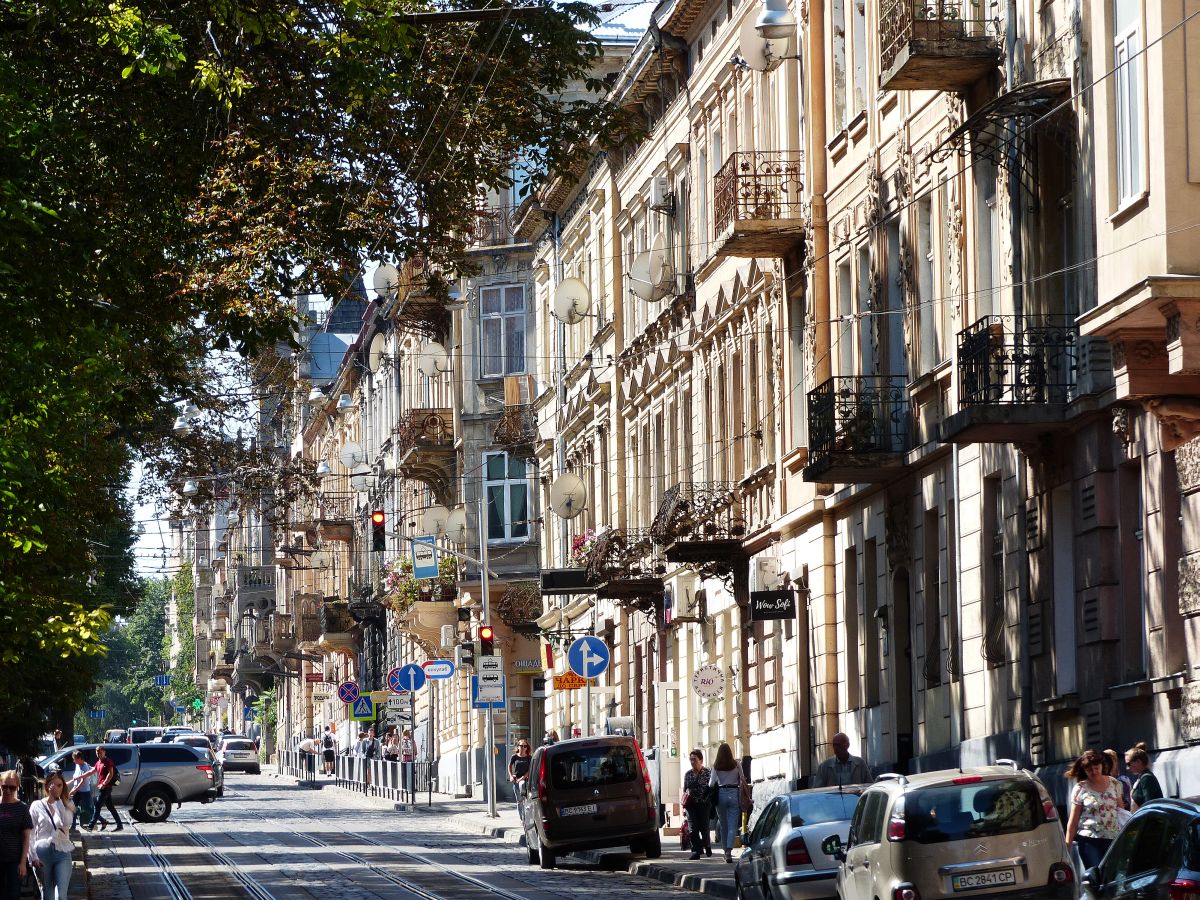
[821,834,846,861]
[1081,867,1099,888]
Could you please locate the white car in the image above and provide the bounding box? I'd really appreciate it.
[218,737,261,775]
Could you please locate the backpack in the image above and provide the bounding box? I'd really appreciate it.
[323,733,333,750]
[364,740,377,760]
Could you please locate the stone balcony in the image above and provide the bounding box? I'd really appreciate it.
[712,151,805,258]
[395,408,456,505]
[879,0,1001,92]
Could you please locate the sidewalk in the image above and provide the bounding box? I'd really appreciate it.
[266,766,738,898]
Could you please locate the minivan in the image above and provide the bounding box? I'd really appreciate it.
[127,727,166,744]
[519,735,661,870]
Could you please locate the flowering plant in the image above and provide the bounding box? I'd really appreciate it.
[569,527,598,567]
[381,555,458,614]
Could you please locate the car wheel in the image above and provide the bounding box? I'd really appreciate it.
[137,788,172,823]
[526,845,540,865]
[539,848,556,870]
[643,832,662,859]
[250,768,261,775]
[734,873,752,900]
[217,786,224,798]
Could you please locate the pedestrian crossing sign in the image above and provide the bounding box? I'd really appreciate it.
[350,696,375,720]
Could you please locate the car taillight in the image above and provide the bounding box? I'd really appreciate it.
[785,837,811,866]
[893,884,920,900]
[887,796,906,841]
[633,741,656,817]
[1048,863,1074,886]
[537,751,548,802]
[196,765,213,779]
[1169,879,1200,900]
[952,776,983,785]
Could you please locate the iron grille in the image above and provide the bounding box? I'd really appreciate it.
[493,404,538,447]
[395,409,454,456]
[712,151,804,239]
[650,482,742,546]
[469,206,518,247]
[584,528,664,586]
[957,314,1078,406]
[880,0,998,74]
[806,376,910,463]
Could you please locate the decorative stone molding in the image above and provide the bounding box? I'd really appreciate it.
[865,155,884,228]
[1112,406,1132,446]
[1183,681,1200,743]
[1176,437,1200,492]
[894,134,913,201]
[1144,397,1200,451]
[1180,553,1200,617]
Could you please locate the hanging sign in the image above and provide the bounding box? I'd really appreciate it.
[411,536,439,580]
[691,664,724,699]
[749,589,797,621]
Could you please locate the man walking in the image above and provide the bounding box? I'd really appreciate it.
[321,726,336,777]
[401,730,415,799]
[814,733,872,787]
[88,746,123,831]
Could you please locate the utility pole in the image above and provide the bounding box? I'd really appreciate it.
[478,495,498,819]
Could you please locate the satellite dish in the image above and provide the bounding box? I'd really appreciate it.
[629,250,672,302]
[372,263,400,300]
[421,504,451,535]
[417,341,450,378]
[738,14,794,72]
[553,277,591,325]
[549,473,588,519]
[339,442,363,469]
[367,333,387,373]
[445,506,469,544]
[649,231,673,287]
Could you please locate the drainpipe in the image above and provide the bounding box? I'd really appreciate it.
[552,212,568,567]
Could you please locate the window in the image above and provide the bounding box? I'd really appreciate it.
[982,477,1006,666]
[974,160,1000,320]
[790,790,862,827]
[850,791,887,846]
[832,0,847,130]
[1113,0,1144,204]
[863,538,880,706]
[484,452,529,542]
[139,745,200,763]
[837,258,854,375]
[917,196,938,374]
[852,0,867,114]
[549,744,638,789]
[845,547,861,709]
[480,285,526,377]
[923,509,942,686]
[905,780,1045,844]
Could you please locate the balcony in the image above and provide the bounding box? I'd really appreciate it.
[395,408,455,505]
[468,205,518,249]
[268,613,295,652]
[712,151,805,258]
[318,601,359,657]
[879,0,1001,92]
[292,490,356,542]
[940,315,1082,444]
[584,529,665,611]
[803,376,911,483]
[651,483,745,575]
[392,256,450,339]
[493,403,538,448]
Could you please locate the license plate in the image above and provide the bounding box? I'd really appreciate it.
[952,870,1016,891]
[559,803,598,817]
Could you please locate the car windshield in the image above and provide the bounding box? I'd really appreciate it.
[550,745,638,789]
[906,780,1044,844]
[224,741,255,751]
[791,790,862,826]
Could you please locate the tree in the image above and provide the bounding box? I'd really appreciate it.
[0,0,630,746]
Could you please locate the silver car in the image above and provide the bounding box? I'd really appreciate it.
[736,786,867,900]
[218,737,261,775]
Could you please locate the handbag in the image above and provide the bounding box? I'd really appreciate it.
[738,774,753,814]
[681,790,691,807]
[678,816,691,849]
[1116,807,1133,829]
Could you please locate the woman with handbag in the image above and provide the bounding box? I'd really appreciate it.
[28,771,74,899]
[681,749,712,860]
[708,743,747,863]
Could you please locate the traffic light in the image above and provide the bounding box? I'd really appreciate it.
[456,607,471,624]
[370,510,386,552]
[457,641,476,668]
[479,624,495,656]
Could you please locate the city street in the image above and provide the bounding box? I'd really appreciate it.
[84,772,705,900]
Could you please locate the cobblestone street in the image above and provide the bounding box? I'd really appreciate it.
[83,771,724,900]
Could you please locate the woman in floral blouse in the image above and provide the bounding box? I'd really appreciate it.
[1065,748,1126,870]
[681,749,712,860]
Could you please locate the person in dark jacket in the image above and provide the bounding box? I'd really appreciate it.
[507,740,532,802]
[0,770,32,900]
[1125,743,1163,811]
[682,749,713,859]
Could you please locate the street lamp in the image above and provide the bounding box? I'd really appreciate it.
[181,480,199,498]
[754,0,796,40]
[314,461,331,476]
[336,393,356,413]
[306,385,325,403]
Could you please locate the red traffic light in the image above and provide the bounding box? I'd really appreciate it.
[370,510,385,525]
[479,625,494,641]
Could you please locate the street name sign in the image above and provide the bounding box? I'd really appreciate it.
[553,672,588,690]
[422,660,455,679]
[337,681,360,704]
[350,696,375,720]
[304,673,326,683]
[369,690,390,703]
[567,636,610,678]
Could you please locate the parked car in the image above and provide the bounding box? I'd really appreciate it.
[735,785,867,900]
[519,734,661,870]
[171,734,222,796]
[72,734,86,746]
[1080,797,1200,900]
[158,726,192,742]
[36,742,216,823]
[127,727,166,744]
[102,729,127,744]
[218,737,261,775]
[822,765,1073,900]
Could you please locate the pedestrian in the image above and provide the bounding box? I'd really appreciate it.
[708,743,747,863]
[86,746,122,832]
[507,739,532,803]
[1125,743,1163,812]
[321,727,336,777]
[1103,748,1132,809]
[401,730,415,796]
[0,770,32,900]
[15,758,35,805]
[51,731,68,753]
[297,736,319,780]
[353,730,367,757]
[29,770,74,900]
[814,733,872,787]
[682,749,713,860]
[381,725,398,763]
[1065,748,1124,870]
[66,752,94,833]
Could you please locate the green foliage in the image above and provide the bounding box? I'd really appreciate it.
[381,555,458,615]
[168,567,202,723]
[252,689,276,759]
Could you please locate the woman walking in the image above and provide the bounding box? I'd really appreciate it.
[708,743,747,863]
[1065,749,1124,870]
[0,771,32,900]
[29,771,74,899]
[682,749,712,860]
[1125,743,1163,812]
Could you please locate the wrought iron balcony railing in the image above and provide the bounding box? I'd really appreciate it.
[395,408,454,456]
[958,315,1078,407]
[807,376,910,467]
[650,482,743,547]
[712,151,804,256]
[879,0,1000,90]
[319,601,357,635]
[584,528,665,605]
[493,404,538,447]
[469,206,518,248]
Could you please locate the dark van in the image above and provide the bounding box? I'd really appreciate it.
[519,735,661,870]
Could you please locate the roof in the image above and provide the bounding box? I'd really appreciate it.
[873,765,1037,790]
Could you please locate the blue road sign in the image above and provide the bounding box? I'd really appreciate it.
[470,676,506,710]
[337,681,360,704]
[567,635,610,679]
[174,705,186,714]
[422,659,455,679]
[244,707,253,720]
[87,710,105,720]
[391,663,426,693]
[411,535,440,580]
[153,674,171,687]
[351,696,375,720]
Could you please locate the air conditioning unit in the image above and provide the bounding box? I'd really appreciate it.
[752,555,784,592]
[649,175,675,215]
[440,624,455,649]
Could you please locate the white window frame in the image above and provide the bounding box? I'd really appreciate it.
[483,451,530,543]
[1113,12,1144,205]
[479,283,526,378]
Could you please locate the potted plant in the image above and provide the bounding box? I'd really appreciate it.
[381,555,459,617]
